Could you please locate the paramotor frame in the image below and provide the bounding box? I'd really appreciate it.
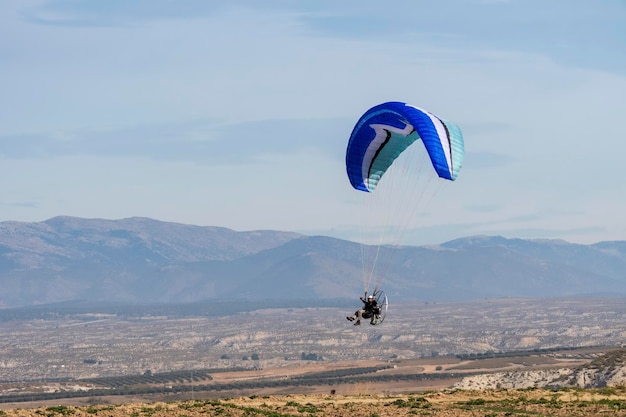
[370,289,388,325]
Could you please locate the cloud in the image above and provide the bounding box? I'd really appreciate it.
[0,117,348,164]
[21,0,229,26]
[0,200,39,209]
[20,1,626,74]
[296,1,626,74]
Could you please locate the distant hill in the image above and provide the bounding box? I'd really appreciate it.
[1,216,625,308]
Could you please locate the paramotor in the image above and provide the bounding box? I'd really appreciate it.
[369,289,388,325]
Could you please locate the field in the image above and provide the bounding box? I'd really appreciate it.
[0,346,619,415]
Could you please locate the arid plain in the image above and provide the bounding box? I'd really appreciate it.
[2,297,626,415]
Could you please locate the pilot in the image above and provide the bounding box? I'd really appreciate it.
[346,294,379,325]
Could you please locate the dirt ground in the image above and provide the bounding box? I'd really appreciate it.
[3,388,626,417]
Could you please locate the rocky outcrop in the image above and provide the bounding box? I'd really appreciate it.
[455,349,626,390]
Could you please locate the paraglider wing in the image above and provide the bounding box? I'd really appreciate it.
[346,101,464,192]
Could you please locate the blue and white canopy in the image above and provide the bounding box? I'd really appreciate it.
[346,101,464,192]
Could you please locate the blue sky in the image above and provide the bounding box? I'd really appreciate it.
[1,0,625,245]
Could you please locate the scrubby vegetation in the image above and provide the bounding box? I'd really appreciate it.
[6,389,626,417]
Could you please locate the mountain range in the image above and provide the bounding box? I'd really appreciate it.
[1,216,625,308]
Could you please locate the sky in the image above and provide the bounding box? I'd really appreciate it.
[1,0,625,246]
